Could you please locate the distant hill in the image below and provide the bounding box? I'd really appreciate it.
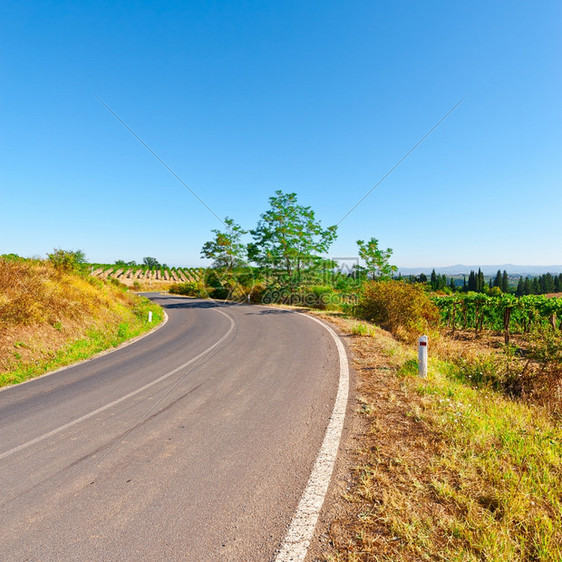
[397,264,562,277]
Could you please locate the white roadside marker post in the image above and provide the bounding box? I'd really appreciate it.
[148,311,153,323]
[418,335,428,378]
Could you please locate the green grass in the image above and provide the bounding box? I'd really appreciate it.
[0,297,163,387]
[405,354,562,560]
[320,313,562,561]
[351,322,369,336]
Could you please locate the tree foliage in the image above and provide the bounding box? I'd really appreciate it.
[142,257,160,269]
[47,249,87,274]
[515,273,562,296]
[201,217,247,270]
[357,238,397,280]
[248,190,337,278]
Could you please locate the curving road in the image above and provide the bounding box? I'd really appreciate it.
[0,294,345,561]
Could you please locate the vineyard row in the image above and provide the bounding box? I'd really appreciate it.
[433,294,562,343]
[90,265,203,283]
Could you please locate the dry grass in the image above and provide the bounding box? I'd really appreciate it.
[0,257,162,385]
[305,312,562,561]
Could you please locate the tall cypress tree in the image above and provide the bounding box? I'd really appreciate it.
[502,270,509,293]
[468,270,477,292]
[430,269,438,291]
[532,278,540,294]
[524,277,532,295]
[539,274,546,294]
[544,273,555,293]
[493,269,502,288]
[477,268,485,293]
[516,277,524,296]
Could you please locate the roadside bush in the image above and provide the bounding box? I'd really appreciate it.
[225,268,267,303]
[47,249,87,275]
[355,280,439,340]
[258,284,340,309]
[248,282,268,303]
[296,285,334,309]
[208,286,229,300]
[169,281,209,298]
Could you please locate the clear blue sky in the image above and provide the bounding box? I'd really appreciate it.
[2,1,561,268]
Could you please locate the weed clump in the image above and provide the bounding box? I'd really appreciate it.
[169,281,209,298]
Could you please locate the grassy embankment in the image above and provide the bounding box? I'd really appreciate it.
[298,281,562,561]
[0,256,163,387]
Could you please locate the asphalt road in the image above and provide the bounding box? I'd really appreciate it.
[0,294,342,561]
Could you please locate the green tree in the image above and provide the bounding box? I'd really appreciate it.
[493,269,502,289]
[201,217,248,270]
[532,277,540,294]
[502,270,509,293]
[477,268,485,293]
[524,276,532,295]
[467,270,477,292]
[47,249,87,274]
[143,257,160,269]
[248,191,337,278]
[516,277,524,296]
[543,273,555,293]
[430,269,438,290]
[356,238,397,280]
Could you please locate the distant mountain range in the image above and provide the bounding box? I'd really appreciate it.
[397,264,562,277]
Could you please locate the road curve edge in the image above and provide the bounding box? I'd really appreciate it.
[275,313,350,561]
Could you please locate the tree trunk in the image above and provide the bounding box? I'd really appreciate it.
[504,307,512,345]
[475,304,481,333]
[451,303,457,334]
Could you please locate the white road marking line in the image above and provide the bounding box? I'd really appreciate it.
[276,313,349,562]
[0,307,234,462]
